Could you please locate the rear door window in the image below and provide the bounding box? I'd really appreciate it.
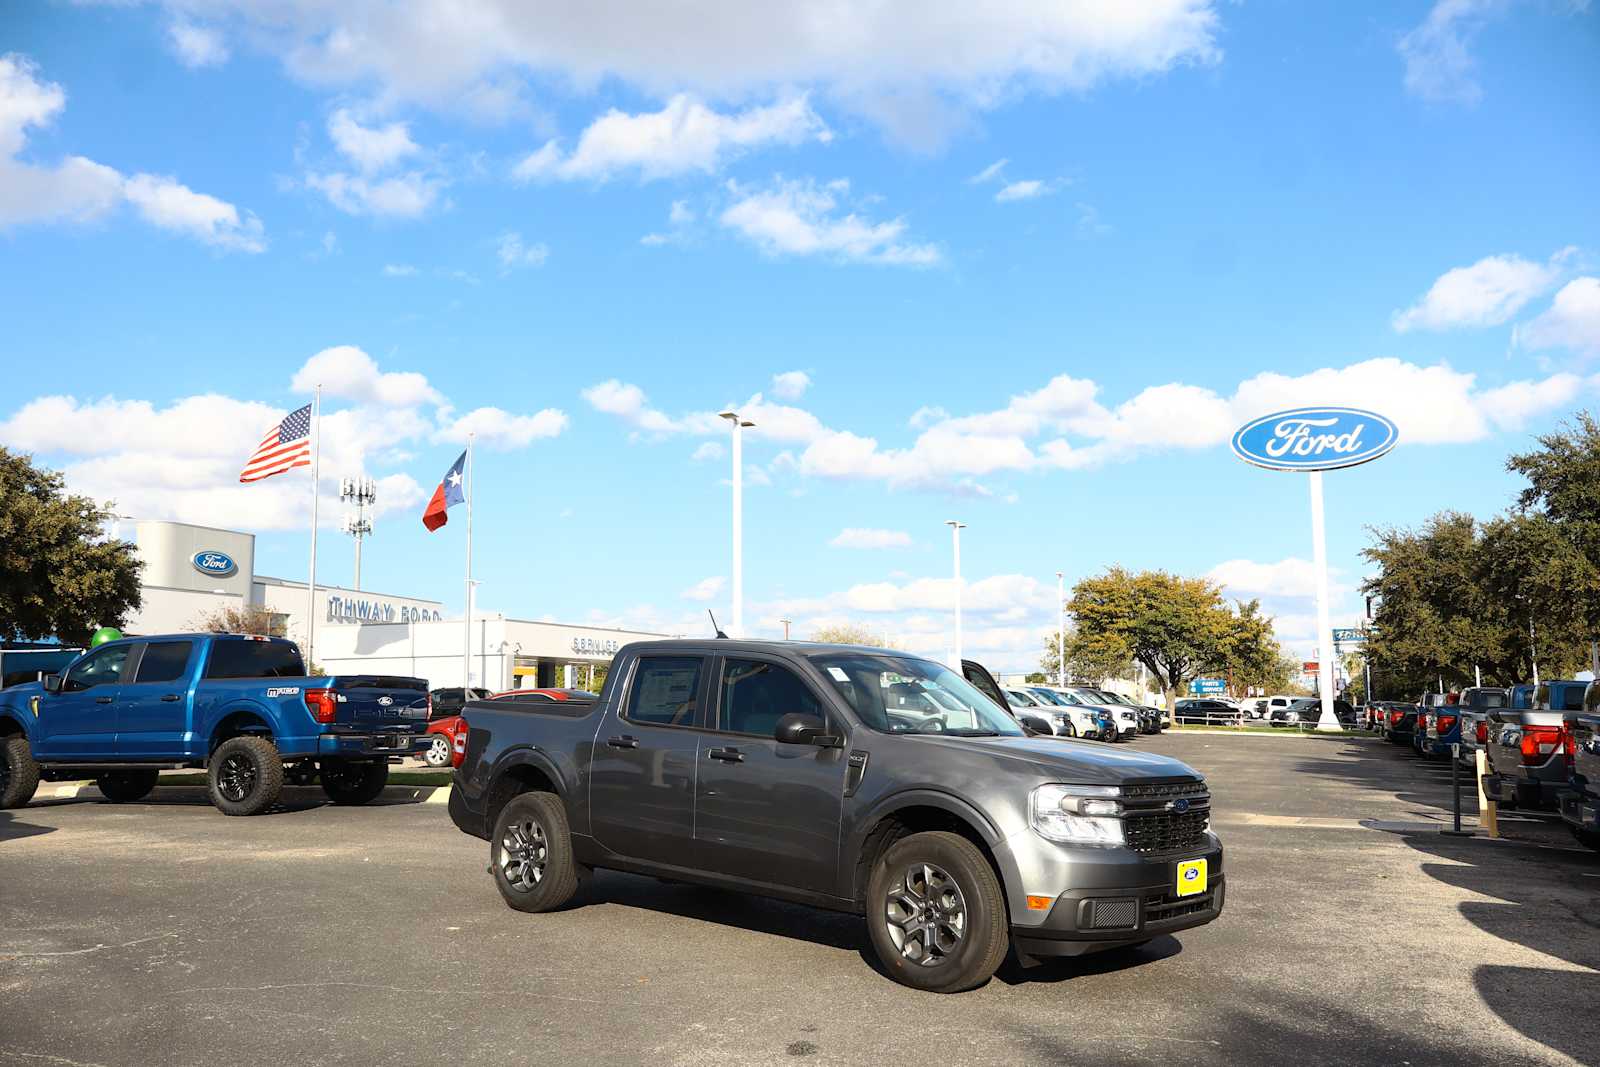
[625,656,704,728]
[204,640,305,679]
[135,641,193,683]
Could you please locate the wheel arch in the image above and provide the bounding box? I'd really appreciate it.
[208,707,278,753]
[0,710,30,741]
[484,747,566,833]
[848,791,1009,910]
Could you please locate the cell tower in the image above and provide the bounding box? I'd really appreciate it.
[339,477,377,590]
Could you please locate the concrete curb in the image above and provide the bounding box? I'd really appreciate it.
[1169,728,1378,739]
[32,783,452,805]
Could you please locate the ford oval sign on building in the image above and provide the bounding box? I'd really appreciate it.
[191,550,238,578]
[1231,407,1399,472]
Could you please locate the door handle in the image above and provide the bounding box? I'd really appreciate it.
[95,696,114,704]
[708,747,744,763]
[160,694,181,703]
[606,735,639,749]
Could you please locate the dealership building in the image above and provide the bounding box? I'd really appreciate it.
[115,518,666,690]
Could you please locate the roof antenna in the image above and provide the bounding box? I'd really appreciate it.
[707,610,729,639]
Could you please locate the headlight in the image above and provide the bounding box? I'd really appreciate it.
[1031,784,1125,845]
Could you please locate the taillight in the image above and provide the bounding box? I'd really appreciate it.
[1521,726,1562,764]
[1475,721,1488,745]
[1390,710,1404,725]
[305,688,337,724]
[1438,715,1456,734]
[1561,724,1577,762]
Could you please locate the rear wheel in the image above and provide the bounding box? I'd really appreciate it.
[320,760,389,805]
[1571,826,1600,852]
[95,769,159,803]
[491,791,580,913]
[207,736,284,816]
[422,734,453,768]
[0,735,41,809]
[866,831,1008,994]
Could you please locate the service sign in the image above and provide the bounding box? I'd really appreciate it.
[1231,407,1398,472]
[191,550,238,578]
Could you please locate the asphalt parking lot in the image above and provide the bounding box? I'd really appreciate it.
[3,732,1596,1067]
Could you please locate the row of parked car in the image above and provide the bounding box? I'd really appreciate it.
[1373,680,1600,852]
[999,684,1165,740]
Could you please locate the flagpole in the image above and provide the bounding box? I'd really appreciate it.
[307,385,322,669]
[463,433,474,691]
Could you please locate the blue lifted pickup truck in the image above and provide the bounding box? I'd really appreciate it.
[0,633,428,816]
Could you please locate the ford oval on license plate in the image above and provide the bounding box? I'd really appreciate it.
[1176,858,1208,897]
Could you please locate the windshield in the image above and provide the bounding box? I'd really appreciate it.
[813,653,1025,737]
[1006,690,1038,706]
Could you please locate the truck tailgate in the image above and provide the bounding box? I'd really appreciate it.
[328,676,430,731]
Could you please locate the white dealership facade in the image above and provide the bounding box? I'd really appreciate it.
[115,518,665,689]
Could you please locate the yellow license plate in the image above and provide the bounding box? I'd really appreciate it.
[1175,858,1208,897]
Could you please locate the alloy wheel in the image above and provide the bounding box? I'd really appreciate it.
[884,862,967,967]
[217,754,257,802]
[500,818,549,892]
[427,736,451,765]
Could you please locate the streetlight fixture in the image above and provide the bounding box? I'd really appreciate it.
[780,618,792,640]
[1056,571,1065,687]
[946,520,967,668]
[718,410,755,637]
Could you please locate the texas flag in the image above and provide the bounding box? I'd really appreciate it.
[422,450,467,532]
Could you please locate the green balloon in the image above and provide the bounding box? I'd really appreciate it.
[90,627,123,647]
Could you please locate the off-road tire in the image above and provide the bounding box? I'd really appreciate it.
[866,830,1009,993]
[320,760,389,805]
[207,736,285,816]
[0,735,41,809]
[422,734,453,768]
[490,791,579,913]
[95,769,159,803]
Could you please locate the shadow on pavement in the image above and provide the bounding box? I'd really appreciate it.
[992,934,1182,985]
[0,809,55,842]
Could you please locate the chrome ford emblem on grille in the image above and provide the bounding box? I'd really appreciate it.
[1166,798,1191,814]
[378,696,393,707]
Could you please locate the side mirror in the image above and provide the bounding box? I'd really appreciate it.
[775,712,841,747]
[42,673,62,694]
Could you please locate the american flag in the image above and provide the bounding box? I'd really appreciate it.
[239,403,313,483]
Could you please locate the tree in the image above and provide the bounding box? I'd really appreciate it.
[1063,568,1240,710]
[191,604,284,636]
[0,448,142,644]
[810,623,898,648]
[1507,412,1600,641]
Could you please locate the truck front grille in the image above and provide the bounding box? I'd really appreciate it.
[1124,809,1210,854]
[1144,890,1215,924]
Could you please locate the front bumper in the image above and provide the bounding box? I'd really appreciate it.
[316,731,429,758]
[995,830,1225,957]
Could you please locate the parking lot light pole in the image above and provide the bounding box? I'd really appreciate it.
[1309,471,1341,732]
[946,520,966,669]
[719,411,754,637]
[1056,571,1065,686]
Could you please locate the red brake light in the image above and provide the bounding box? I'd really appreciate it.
[1438,715,1456,733]
[1521,725,1562,764]
[1561,723,1577,760]
[1390,710,1404,725]
[1475,721,1488,744]
[305,688,337,724]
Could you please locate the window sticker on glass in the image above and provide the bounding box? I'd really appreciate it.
[828,667,850,682]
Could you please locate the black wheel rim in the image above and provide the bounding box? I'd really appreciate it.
[884,862,967,967]
[499,817,548,892]
[218,754,257,802]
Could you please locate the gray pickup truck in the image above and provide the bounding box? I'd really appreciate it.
[448,639,1224,993]
[1482,680,1585,810]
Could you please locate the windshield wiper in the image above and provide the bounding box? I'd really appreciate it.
[942,728,1002,737]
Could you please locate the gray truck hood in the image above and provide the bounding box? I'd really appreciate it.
[909,733,1203,784]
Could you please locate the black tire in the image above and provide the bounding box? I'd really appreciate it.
[422,734,453,768]
[95,769,159,803]
[207,735,285,816]
[320,760,389,805]
[490,791,580,913]
[1,735,41,809]
[1570,825,1600,853]
[866,830,1009,993]
[1061,722,1076,738]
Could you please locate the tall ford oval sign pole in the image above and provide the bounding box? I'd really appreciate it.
[1232,408,1399,731]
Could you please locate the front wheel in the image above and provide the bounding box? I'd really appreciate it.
[320,760,389,805]
[422,734,453,768]
[0,735,41,809]
[865,831,1008,993]
[1060,721,1076,738]
[96,769,159,803]
[207,736,285,816]
[491,792,580,913]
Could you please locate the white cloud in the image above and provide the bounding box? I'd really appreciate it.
[719,177,940,267]
[771,371,811,400]
[434,406,569,449]
[292,345,442,407]
[690,441,724,462]
[831,528,913,549]
[994,179,1052,203]
[580,379,700,435]
[1207,558,1320,600]
[382,263,417,276]
[327,108,419,173]
[516,93,828,183]
[304,170,443,218]
[1392,248,1573,332]
[669,199,695,225]
[968,158,1007,184]
[1397,0,1498,105]
[1516,277,1600,358]
[144,2,1222,142]
[0,53,263,250]
[496,231,549,270]
[168,21,229,69]
[682,575,727,602]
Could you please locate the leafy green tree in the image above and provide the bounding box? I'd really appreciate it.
[1507,412,1600,642]
[0,448,142,644]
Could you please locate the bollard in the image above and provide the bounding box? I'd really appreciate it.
[1476,748,1498,839]
[1442,742,1472,836]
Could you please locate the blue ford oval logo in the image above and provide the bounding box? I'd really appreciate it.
[1168,798,1191,814]
[192,550,238,578]
[1231,407,1398,472]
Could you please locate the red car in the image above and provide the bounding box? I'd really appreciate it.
[422,688,598,768]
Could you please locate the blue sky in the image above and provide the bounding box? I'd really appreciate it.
[2,0,1598,672]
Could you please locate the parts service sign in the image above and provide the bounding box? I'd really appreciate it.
[1231,407,1398,472]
